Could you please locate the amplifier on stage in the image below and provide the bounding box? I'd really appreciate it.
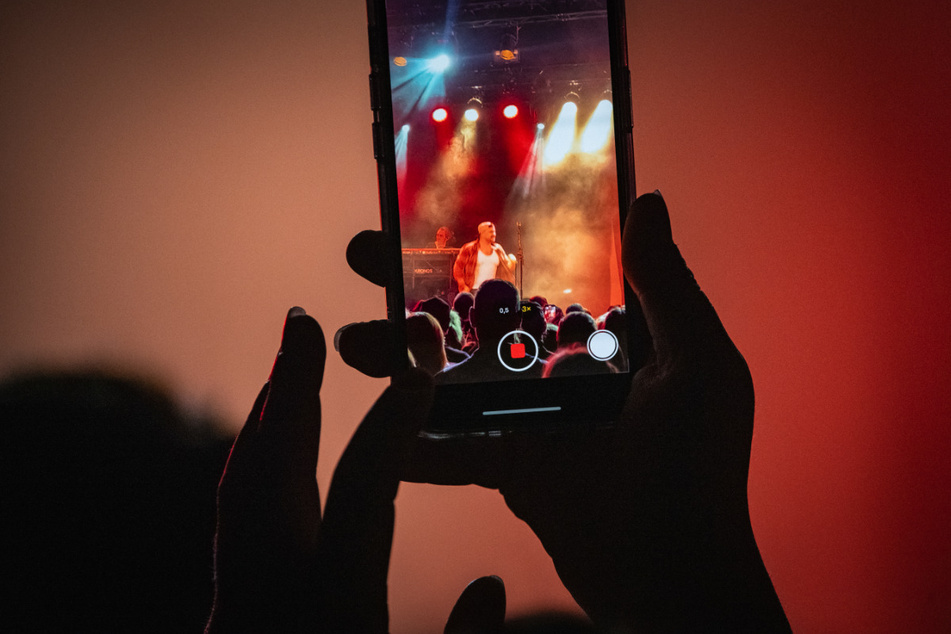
[401,248,459,308]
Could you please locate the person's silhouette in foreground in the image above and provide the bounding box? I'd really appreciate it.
[206,192,792,632]
[1,370,231,632]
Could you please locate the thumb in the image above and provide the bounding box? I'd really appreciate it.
[334,319,404,378]
[621,190,743,370]
[621,190,677,295]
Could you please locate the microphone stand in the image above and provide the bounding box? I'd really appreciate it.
[516,221,523,297]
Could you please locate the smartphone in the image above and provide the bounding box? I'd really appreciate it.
[367,0,637,434]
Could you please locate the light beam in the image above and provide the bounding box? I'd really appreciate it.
[543,102,578,166]
[580,100,614,154]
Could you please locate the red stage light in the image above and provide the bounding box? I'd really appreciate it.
[432,107,449,123]
[503,104,519,119]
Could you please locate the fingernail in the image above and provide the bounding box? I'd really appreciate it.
[333,323,349,352]
[280,308,323,360]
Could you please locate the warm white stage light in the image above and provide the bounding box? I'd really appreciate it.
[580,99,614,153]
[464,108,479,122]
[543,102,578,165]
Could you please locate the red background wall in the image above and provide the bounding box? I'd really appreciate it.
[2,1,948,631]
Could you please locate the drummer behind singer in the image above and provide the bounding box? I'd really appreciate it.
[453,221,517,293]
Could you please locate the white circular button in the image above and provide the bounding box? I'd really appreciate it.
[587,330,619,361]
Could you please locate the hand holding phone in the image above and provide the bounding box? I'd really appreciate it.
[336,192,791,631]
[207,310,512,632]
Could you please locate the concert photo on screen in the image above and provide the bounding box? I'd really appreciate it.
[385,0,629,383]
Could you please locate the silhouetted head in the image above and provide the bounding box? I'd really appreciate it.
[453,291,475,321]
[415,296,451,333]
[519,300,546,342]
[542,323,559,353]
[557,311,597,349]
[471,279,520,343]
[543,345,617,379]
[1,368,231,632]
[406,312,448,376]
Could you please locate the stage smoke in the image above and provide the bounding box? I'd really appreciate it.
[507,150,620,316]
[414,126,475,231]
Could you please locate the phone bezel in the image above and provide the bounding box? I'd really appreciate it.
[367,0,637,433]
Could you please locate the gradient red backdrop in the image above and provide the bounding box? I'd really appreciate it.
[2,1,948,631]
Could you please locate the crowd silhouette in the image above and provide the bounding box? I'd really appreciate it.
[408,279,634,384]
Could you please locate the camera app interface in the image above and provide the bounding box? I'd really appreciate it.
[386,0,628,384]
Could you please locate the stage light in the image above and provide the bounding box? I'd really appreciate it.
[580,99,613,153]
[401,124,410,132]
[463,97,483,122]
[393,56,408,67]
[503,104,519,119]
[432,107,449,122]
[543,101,578,165]
[427,54,451,73]
[493,31,520,65]
[537,123,545,130]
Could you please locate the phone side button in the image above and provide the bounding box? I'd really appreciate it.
[371,121,383,160]
[369,73,380,111]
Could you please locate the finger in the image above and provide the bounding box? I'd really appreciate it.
[444,576,506,634]
[258,307,326,476]
[346,229,393,287]
[334,319,403,378]
[219,382,269,480]
[621,191,738,367]
[316,368,434,630]
[401,432,505,488]
[401,424,609,489]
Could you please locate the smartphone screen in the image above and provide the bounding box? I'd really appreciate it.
[368,0,636,431]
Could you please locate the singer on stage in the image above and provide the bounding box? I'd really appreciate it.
[452,221,516,293]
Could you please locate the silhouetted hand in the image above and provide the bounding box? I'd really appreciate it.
[336,193,791,632]
[205,307,440,632]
